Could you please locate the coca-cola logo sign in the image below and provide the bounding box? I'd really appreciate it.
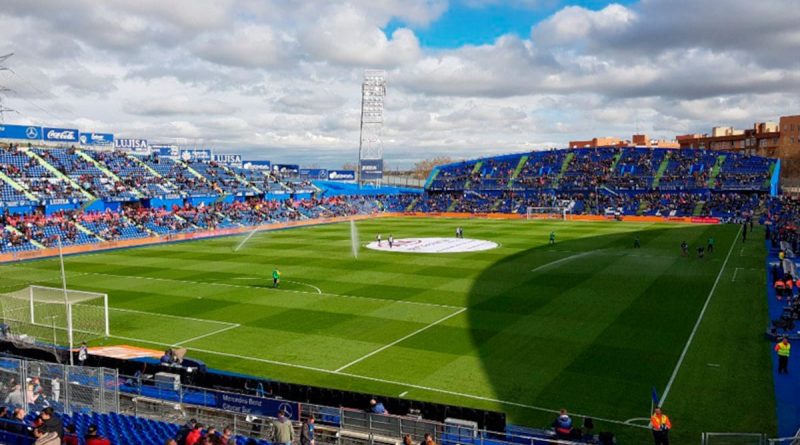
[43,127,79,142]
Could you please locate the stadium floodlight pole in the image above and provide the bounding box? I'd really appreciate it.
[57,236,75,365]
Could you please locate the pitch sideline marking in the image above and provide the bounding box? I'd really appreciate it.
[530,251,595,273]
[334,307,467,373]
[731,267,739,282]
[104,332,647,430]
[659,225,742,407]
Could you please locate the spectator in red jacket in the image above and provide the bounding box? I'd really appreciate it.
[63,424,79,445]
[85,425,111,445]
[185,423,204,445]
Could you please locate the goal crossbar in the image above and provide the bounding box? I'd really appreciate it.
[0,285,110,348]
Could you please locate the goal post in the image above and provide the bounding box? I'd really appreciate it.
[0,285,109,349]
[526,206,569,220]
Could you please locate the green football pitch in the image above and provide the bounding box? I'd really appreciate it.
[0,217,776,443]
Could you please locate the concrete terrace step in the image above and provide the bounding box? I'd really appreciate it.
[24,149,95,201]
[652,151,671,188]
[507,155,529,189]
[706,154,727,188]
[0,170,39,201]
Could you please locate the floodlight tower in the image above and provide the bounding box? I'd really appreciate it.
[0,53,16,122]
[358,69,386,186]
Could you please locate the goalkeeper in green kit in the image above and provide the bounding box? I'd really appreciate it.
[272,267,281,288]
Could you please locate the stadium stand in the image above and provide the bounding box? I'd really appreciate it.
[0,144,779,255]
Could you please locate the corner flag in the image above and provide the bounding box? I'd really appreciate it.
[651,386,660,407]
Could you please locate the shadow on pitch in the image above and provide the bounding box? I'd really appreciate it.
[464,222,734,428]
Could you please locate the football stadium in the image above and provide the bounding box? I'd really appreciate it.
[0,2,799,445]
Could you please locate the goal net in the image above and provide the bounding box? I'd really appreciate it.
[526,204,572,220]
[0,285,109,350]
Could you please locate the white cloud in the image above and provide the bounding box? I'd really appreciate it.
[0,0,797,166]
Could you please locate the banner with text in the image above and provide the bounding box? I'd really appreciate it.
[273,164,299,175]
[213,154,243,166]
[0,124,42,141]
[327,170,356,181]
[150,144,179,158]
[115,138,149,154]
[299,168,328,180]
[360,159,383,180]
[80,132,114,146]
[180,149,213,162]
[214,392,300,420]
[243,160,271,170]
[43,127,80,143]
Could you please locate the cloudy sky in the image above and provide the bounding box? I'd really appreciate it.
[0,0,798,167]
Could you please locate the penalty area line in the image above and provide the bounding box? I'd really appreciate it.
[172,323,241,347]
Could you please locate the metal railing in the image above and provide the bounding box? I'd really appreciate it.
[702,432,767,445]
[0,356,118,415]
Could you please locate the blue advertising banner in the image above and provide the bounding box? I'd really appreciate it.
[43,127,80,143]
[243,160,271,170]
[273,164,299,174]
[115,138,149,151]
[180,149,213,162]
[360,159,383,180]
[150,144,179,158]
[300,168,328,179]
[80,132,114,146]
[213,154,243,165]
[0,124,42,141]
[327,170,356,181]
[214,392,299,420]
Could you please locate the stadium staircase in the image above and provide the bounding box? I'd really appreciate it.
[446,197,459,212]
[764,162,776,189]
[692,200,707,216]
[651,151,671,188]
[22,149,95,201]
[222,164,262,194]
[73,221,105,242]
[173,213,201,229]
[506,155,528,189]
[4,225,45,249]
[636,199,648,216]
[182,161,224,194]
[127,154,181,193]
[405,197,419,212]
[464,161,483,190]
[554,152,575,187]
[609,149,623,171]
[77,151,145,199]
[0,170,38,201]
[706,154,727,188]
[424,168,440,189]
[491,198,503,211]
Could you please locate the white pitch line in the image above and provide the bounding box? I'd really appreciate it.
[106,306,238,327]
[173,323,240,346]
[399,391,408,397]
[334,308,467,373]
[284,280,322,294]
[530,251,594,273]
[6,265,460,309]
[104,332,646,429]
[731,267,739,282]
[659,225,742,407]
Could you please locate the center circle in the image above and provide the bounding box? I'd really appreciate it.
[365,237,499,254]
